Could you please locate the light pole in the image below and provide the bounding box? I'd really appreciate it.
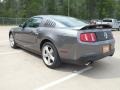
[68,0,70,16]
[16,0,20,17]
[15,0,20,25]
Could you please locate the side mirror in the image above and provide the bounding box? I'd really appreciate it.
[19,24,23,28]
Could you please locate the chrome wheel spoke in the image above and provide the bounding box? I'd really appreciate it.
[47,57,51,65]
[50,55,55,61]
[43,53,48,57]
[44,46,49,54]
[42,45,55,66]
[9,35,14,47]
[50,49,53,54]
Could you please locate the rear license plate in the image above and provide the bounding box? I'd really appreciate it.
[103,45,110,53]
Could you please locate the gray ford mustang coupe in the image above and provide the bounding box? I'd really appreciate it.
[9,15,115,68]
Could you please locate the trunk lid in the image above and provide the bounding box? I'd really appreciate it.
[95,31,113,41]
[77,24,113,42]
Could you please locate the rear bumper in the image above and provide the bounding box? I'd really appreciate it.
[62,49,115,65]
[75,49,115,65]
[112,28,119,30]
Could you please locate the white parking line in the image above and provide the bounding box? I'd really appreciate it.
[0,51,22,55]
[35,66,93,90]
[0,40,9,43]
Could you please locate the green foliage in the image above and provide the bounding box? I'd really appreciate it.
[0,0,120,19]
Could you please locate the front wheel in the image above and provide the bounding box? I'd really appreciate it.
[9,34,17,48]
[42,42,61,69]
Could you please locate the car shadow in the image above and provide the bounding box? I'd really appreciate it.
[81,57,120,79]
[21,49,42,58]
[21,48,89,72]
[20,49,120,79]
[57,63,88,73]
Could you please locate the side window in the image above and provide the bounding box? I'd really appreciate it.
[44,19,56,27]
[25,18,43,28]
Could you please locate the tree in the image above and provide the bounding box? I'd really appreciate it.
[0,0,120,20]
[96,0,115,19]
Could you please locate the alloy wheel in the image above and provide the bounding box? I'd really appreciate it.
[9,34,15,47]
[42,45,55,66]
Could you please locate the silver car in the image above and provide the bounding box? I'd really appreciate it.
[9,15,115,69]
[102,18,120,31]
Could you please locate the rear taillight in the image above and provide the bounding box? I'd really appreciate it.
[80,32,96,42]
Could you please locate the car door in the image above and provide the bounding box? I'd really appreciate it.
[15,17,43,51]
[14,18,32,45]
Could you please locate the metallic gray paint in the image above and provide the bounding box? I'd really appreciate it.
[9,15,115,65]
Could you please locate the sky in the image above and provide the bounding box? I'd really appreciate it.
[0,0,3,2]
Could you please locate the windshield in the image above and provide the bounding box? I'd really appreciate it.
[103,20,112,22]
[52,16,88,27]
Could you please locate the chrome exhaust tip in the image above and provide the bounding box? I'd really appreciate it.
[85,61,93,66]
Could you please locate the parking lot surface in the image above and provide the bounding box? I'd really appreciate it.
[0,26,120,90]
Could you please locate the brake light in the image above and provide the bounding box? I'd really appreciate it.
[80,32,96,42]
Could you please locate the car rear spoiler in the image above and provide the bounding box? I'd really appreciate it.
[80,24,112,30]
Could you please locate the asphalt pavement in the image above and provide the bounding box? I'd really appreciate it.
[0,26,120,90]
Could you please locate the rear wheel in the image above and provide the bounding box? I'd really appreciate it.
[42,42,61,69]
[110,53,114,56]
[9,34,17,48]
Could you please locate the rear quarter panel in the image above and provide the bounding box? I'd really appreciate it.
[37,27,78,60]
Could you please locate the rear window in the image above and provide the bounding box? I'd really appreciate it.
[52,16,88,27]
[103,20,112,22]
[44,19,56,27]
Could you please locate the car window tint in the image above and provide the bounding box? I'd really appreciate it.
[103,20,112,22]
[44,19,56,27]
[26,18,43,28]
[52,16,87,27]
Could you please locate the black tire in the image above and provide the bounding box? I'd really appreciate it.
[119,27,120,31]
[110,53,114,56]
[42,42,61,69]
[9,33,17,48]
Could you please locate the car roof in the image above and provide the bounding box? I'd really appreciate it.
[103,18,116,20]
[32,15,69,20]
